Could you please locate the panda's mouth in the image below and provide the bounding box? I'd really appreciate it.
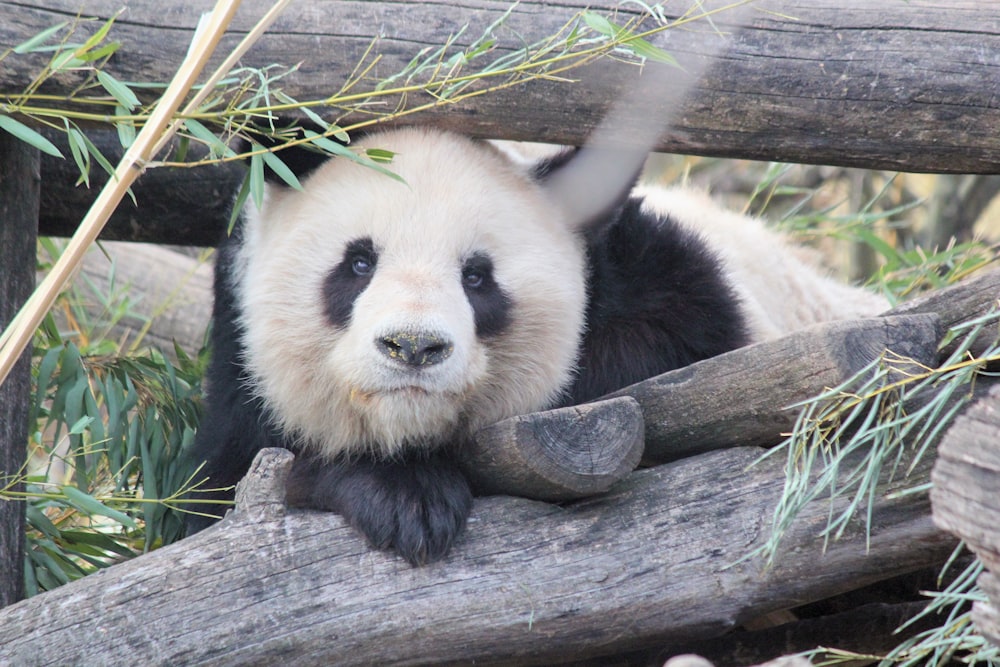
[348,385,433,405]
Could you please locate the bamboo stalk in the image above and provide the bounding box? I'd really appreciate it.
[0,0,248,385]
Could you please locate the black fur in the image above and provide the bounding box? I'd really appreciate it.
[183,224,286,535]
[461,252,512,338]
[285,450,472,565]
[323,237,378,328]
[184,139,749,564]
[561,197,749,405]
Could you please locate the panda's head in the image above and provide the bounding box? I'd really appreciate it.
[237,128,589,461]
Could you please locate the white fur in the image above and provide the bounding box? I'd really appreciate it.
[237,129,588,460]
[633,185,890,340]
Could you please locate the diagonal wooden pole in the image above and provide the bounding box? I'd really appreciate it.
[0,0,245,386]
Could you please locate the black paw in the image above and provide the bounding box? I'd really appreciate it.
[286,453,473,566]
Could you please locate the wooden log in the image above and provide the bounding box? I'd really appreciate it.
[0,438,956,666]
[0,134,39,608]
[653,602,934,667]
[72,242,212,356]
[3,1,1000,174]
[462,396,644,501]
[931,381,1000,649]
[883,269,1000,361]
[37,132,241,246]
[607,314,941,464]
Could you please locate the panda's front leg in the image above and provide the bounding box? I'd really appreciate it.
[285,451,473,566]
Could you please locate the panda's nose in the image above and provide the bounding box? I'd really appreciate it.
[376,331,454,367]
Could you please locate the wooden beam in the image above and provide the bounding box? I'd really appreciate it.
[610,314,941,464]
[0,134,39,608]
[4,0,1000,174]
[0,435,957,665]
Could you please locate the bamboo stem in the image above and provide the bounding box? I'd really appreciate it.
[0,0,247,385]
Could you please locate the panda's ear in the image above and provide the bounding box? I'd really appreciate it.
[535,144,646,235]
[237,131,338,186]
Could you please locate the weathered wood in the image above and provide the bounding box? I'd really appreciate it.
[73,242,212,356]
[4,1,1000,174]
[931,381,1000,649]
[463,396,644,501]
[652,602,934,667]
[608,315,941,464]
[0,438,955,666]
[37,132,241,246]
[0,134,39,608]
[883,269,1000,361]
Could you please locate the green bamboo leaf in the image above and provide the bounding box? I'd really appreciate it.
[78,15,116,55]
[249,145,265,209]
[0,115,64,158]
[13,22,69,54]
[96,71,139,110]
[303,130,403,183]
[261,149,303,190]
[61,486,138,529]
[114,105,136,148]
[65,126,91,186]
[182,118,236,158]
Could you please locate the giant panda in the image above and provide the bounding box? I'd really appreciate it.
[184,127,888,565]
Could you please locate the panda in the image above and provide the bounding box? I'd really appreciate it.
[184,127,888,565]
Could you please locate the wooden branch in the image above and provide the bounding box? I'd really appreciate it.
[0,134,38,608]
[0,434,958,666]
[463,396,644,501]
[607,314,941,464]
[931,381,1000,649]
[4,1,1000,173]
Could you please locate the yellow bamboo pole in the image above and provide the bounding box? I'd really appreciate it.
[0,0,245,386]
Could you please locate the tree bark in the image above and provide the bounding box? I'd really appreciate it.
[0,134,39,608]
[609,314,941,464]
[4,0,1000,174]
[0,439,957,666]
[931,381,1000,649]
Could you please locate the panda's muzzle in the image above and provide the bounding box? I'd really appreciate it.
[377,331,454,367]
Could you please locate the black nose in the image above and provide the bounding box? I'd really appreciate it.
[377,332,454,367]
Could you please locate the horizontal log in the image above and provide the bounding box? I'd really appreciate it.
[38,132,240,246]
[0,438,955,666]
[71,242,212,355]
[4,0,1000,174]
[463,396,644,501]
[884,269,1000,361]
[609,314,941,464]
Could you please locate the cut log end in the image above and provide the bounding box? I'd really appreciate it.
[461,396,645,501]
[233,447,295,522]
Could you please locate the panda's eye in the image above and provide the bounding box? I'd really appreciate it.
[352,255,375,277]
[462,267,484,289]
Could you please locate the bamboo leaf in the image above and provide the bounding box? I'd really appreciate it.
[0,115,64,158]
[61,486,137,530]
[97,71,140,110]
[12,22,69,54]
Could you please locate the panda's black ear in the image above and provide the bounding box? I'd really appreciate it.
[237,130,341,186]
[535,145,645,235]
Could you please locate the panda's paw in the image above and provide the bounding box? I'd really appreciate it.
[287,454,473,566]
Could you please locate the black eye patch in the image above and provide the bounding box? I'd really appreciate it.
[323,237,378,328]
[462,253,512,338]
